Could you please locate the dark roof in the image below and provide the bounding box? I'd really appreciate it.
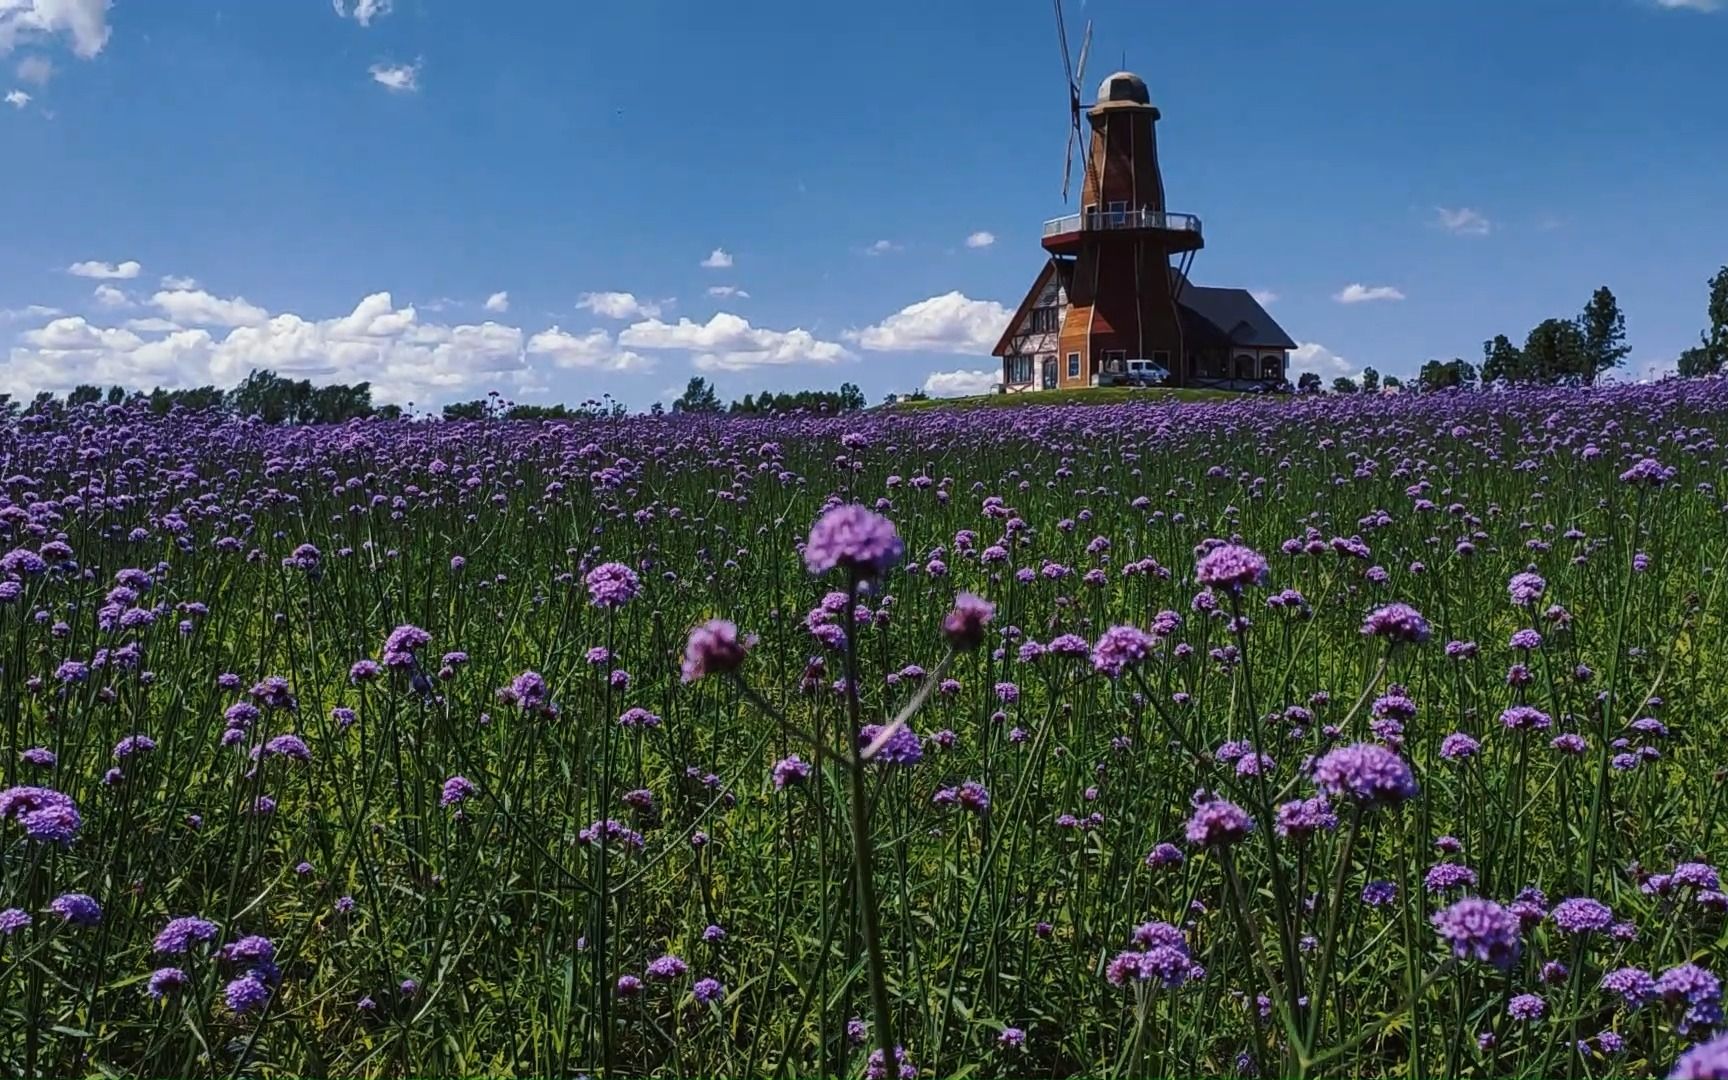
[1175,282,1296,350]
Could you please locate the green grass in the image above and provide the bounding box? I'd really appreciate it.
[890,386,1244,410]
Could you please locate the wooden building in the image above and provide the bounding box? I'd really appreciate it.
[993,71,1294,392]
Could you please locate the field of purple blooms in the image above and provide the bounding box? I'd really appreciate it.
[4,383,1728,1078]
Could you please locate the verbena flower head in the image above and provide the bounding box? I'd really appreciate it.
[1185,799,1254,848]
[1092,625,1154,678]
[1508,571,1547,606]
[1362,603,1431,645]
[1670,1032,1728,1079]
[942,592,996,651]
[1600,966,1657,1008]
[147,967,188,999]
[153,916,219,954]
[858,723,923,766]
[772,755,812,788]
[1551,897,1614,934]
[585,561,641,608]
[804,505,904,580]
[440,775,476,807]
[682,619,751,682]
[1508,993,1546,1021]
[1311,742,1418,808]
[50,892,102,926]
[1431,897,1521,969]
[382,624,430,667]
[0,785,82,845]
[1194,544,1269,593]
[645,953,688,980]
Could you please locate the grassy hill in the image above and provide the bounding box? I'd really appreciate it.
[890,386,1244,411]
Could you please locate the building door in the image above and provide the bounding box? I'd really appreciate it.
[1042,357,1058,389]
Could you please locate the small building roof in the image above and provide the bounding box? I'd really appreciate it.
[1177,283,1296,350]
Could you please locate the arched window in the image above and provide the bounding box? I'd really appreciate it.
[1260,356,1281,381]
[1234,354,1256,380]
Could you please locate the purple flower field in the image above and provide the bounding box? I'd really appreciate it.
[3,383,1727,1077]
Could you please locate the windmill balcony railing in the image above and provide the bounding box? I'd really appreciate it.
[1042,209,1203,238]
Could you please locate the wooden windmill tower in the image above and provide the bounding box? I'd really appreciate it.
[1038,0,1204,388]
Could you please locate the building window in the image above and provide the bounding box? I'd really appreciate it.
[1234,354,1256,380]
[1006,353,1034,384]
[1107,200,1128,226]
[1102,349,1126,373]
[1067,352,1081,379]
[1030,306,1058,334]
[1260,356,1281,381]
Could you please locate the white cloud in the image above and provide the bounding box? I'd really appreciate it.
[92,283,129,308]
[964,231,996,249]
[3,88,27,108]
[0,0,112,59]
[852,291,1011,355]
[1289,341,1358,380]
[1333,283,1405,304]
[158,274,199,290]
[525,327,652,372]
[1250,289,1279,306]
[1434,206,1491,236]
[151,288,269,328]
[1655,0,1719,10]
[0,304,60,322]
[333,0,393,25]
[864,239,901,256]
[483,290,509,313]
[2,291,542,405]
[578,290,661,319]
[123,316,179,333]
[700,248,733,269]
[15,54,51,84]
[923,368,999,397]
[369,59,420,93]
[706,285,749,299]
[619,311,850,372]
[68,259,140,280]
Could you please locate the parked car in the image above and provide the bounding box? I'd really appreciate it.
[1121,359,1169,387]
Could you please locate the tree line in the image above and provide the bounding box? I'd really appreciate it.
[1313,269,1727,395]
[1,370,399,423]
[665,376,868,415]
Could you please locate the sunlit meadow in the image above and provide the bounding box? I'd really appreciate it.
[4,384,1728,1078]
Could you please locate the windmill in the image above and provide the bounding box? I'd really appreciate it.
[1054,0,1091,203]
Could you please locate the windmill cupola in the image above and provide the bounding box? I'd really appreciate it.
[1096,71,1149,106]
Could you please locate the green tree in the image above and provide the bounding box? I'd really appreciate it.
[1480,335,1524,386]
[442,399,489,421]
[67,384,103,407]
[673,377,722,414]
[1331,376,1358,394]
[1577,286,1630,385]
[1296,372,1321,394]
[1523,318,1588,384]
[1383,375,1402,389]
[1679,266,1728,377]
[1360,367,1380,393]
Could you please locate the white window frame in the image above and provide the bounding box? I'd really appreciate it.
[1067,352,1081,379]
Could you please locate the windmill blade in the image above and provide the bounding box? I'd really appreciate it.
[1075,21,1092,97]
[1053,0,1073,89]
[1062,120,1076,201]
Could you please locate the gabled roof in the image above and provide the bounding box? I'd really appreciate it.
[991,258,1073,357]
[1175,280,1296,350]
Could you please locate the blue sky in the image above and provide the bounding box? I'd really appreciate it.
[3,0,1726,409]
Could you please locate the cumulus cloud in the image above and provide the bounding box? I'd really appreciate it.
[15,54,52,84]
[700,248,733,269]
[484,290,509,313]
[1289,341,1358,380]
[852,291,1011,355]
[150,288,269,328]
[619,311,850,372]
[4,88,27,108]
[525,327,652,372]
[1334,283,1405,304]
[1654,0,1719,10]
[159,274,199,290]
[923,368,999,397]
[578,291,661,320]
[92,283,129,308]
[1250,289,1279,306]
[706,285,749,299]
[68,259,140,280]
[332,0,393,25]
[1434,206,1491,236]
[369,59,420,93]
[864,239,901,256]
[964,231,995,249]
[0,304,60,322]
[0,0,112,59]
[3,291,534,405]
